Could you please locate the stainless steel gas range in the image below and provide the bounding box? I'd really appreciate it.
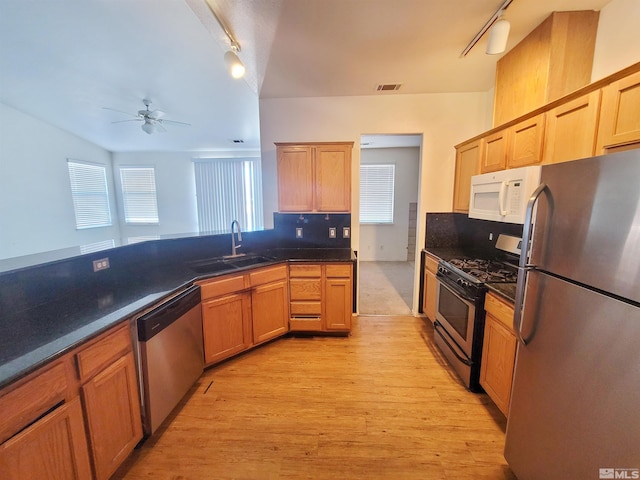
[433,235,520,391]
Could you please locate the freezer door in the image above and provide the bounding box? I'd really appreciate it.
[505,271,640,480]
[530,150,640,304]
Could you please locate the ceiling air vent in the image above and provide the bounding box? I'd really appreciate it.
[232,139,244,143]
[376,83,402,92]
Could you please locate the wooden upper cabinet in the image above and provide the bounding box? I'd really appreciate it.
[597,70,640,152]
[544,90,601,164]
[508,113,545,168]
[276,142,353,212]
[493,11,599,126]
[453,139,481,213]
[276,145,314,211]
[482,130,508,173]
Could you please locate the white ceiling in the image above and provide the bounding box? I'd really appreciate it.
[0,0,612,153]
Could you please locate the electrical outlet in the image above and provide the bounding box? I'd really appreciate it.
[93,257,110,272]
[329,227,336,238]
[295,227,303,239]
[489,233,493,241]
[342,227,350,238]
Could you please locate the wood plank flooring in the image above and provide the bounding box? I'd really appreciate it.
[113,316,516,480]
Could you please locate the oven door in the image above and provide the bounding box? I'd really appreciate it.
[435,279,476,357]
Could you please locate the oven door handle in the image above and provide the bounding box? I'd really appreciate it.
[434,321,473,366]
[436,274,477,304]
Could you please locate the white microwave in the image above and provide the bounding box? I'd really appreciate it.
[468,166,541,224]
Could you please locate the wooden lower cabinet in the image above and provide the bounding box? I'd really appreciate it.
[202,291,252,365]
[200,265,290,364]
[0,321,142,480]
[480,293,517,416]
[81,352,142,480]
[0,397,92,480]
[422,253,439,323]
[289,263,353,333]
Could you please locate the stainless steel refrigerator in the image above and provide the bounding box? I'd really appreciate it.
[505,150,640,479]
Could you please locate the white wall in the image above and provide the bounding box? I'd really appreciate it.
[359,147,420,261]
[111,152,199,239]
[591,0,640,82]
[259,91,492,312]
[0,103,120,259]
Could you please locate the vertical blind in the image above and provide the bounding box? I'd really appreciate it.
[119,167,159,224]
[67,160,112,229]
[359,164,395,224]
[194,158,264,234]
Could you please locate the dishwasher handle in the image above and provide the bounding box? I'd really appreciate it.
[137,285,201,342]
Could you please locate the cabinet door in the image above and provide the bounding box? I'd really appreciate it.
[324,277,352,331]
[597,70,640,152]
[202,292,252,365]
[508,113,545,168]
[482,130,508,173]
[423,269,438,323]
[81,352,143,480]
[544,90,600,164]
[0,397,92,480]
[252,279,289,344]
[277,146,314,211]
[314,144,351,212]
[452,139,481,213]
[480,315,517,416]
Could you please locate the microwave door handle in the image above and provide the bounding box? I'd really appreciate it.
[498,180,508,216]
[514,183,547,345]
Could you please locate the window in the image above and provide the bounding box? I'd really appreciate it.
[119,167,159,224]
[67,160,112,229]
[359,164,395,224]
[193,158,264,234]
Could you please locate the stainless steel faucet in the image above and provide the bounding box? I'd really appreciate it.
[230,220,243,257]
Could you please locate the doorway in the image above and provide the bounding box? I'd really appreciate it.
[358,134,422,315]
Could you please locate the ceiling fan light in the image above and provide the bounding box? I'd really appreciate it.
[224,50,245,79]
[141,121,154,134]
[486,17,511,55]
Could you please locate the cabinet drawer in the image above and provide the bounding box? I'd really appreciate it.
[76,325,131,382]
[326,264,351,277]
[0,362,69,444]
[290,278,321,300]
[485,293,515,331]
[425,255,439,274]
[249,264,287,287]
[289,318,323,331]
[199,274,247,299]
[290,301,322,315]
[289,264,321,277]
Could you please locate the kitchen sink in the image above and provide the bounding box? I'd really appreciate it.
[188,255,272,274]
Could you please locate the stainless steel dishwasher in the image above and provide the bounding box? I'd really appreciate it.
[136,285,203,436]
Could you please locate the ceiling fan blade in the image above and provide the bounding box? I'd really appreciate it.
[111,119,143,124]
[154,122,167,133]
[159,119,191,127]
[102,106,138,117]
[150,109,165,118]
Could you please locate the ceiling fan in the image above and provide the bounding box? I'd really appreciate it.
[103,99,191,134]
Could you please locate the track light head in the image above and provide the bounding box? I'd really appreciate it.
[486,16,511,55]
[224,48,245,79]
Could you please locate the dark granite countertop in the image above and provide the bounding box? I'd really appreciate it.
[486,283,517,303]
[0,247,355,389]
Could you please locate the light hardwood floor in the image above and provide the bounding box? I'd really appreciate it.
[114,316,516,480]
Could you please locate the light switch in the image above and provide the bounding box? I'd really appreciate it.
[329,227,337,238]
[296,227,303,238]
[342,227,350,238]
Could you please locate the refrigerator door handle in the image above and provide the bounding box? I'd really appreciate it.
[514,183,547,345]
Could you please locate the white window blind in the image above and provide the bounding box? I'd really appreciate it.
[194,158,264,234]
[360,164,395,224]
[119,167,159,224]
[67,160,112,229]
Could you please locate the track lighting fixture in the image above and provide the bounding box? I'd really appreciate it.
[460,0,514,57]
[205,1,245,79]
[486,14,511,55]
